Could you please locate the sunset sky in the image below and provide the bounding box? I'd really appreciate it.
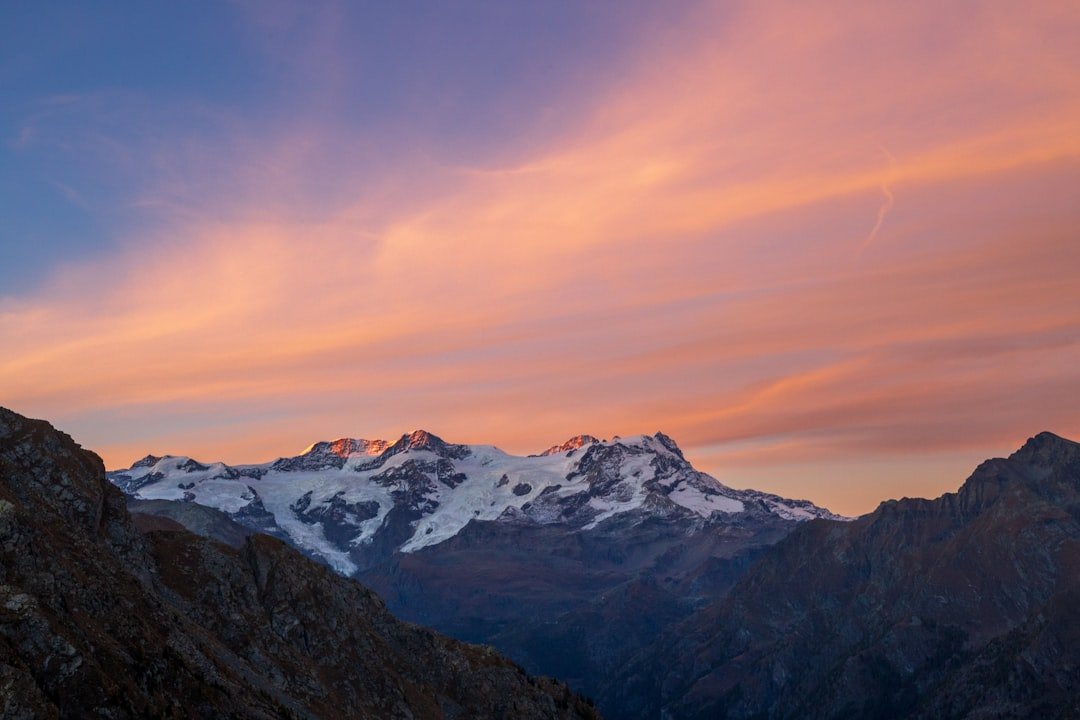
[2,1,1078,515]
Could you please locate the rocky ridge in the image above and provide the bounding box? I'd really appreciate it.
[606,431,1080,719]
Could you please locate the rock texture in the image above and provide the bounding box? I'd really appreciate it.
[0,407,599,719]
[609,432,1080,719]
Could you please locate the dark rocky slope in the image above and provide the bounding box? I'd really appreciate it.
[609,432,1080,719]
[356,508,791,697]
[0,407,599,719]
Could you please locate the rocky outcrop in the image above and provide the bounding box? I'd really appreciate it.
[0,407,599,719]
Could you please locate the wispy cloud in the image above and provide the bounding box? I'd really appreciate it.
[861,148,897,251]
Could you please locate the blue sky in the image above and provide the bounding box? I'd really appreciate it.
[1,1,669,293]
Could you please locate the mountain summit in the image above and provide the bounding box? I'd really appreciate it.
[538,434,601,456]
[1010,430,1079,465]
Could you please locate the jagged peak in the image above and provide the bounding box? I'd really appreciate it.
[406,429,443,447]
[299,438,389,459]
[381,430,471,460]
[539,435,601,456]
[536,432,687,459]
[1013,430,1076,452]
[273,438,384,472]
[132,454,165,468]
[1009,431,1080,465]
[392,429,446,451]
[652,431,685,460]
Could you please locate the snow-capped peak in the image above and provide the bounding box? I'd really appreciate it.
[651,431,686,459]
[298,438,390,458]
[381,430,471,460]
[131,453,165,469]
[538,434,601,456]
[273,440,382,472]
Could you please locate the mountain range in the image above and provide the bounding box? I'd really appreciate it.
[107,429,843,706]
[109,430,842,571]
[9,405,1079,718]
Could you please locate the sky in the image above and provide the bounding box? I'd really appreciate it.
[1,1,1078,516]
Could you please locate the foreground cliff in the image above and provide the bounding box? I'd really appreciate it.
[0,407,598,719]
[609,432,1080,719]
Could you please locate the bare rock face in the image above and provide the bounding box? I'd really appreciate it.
[0,407,599,719]
[609,432,1080,720]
